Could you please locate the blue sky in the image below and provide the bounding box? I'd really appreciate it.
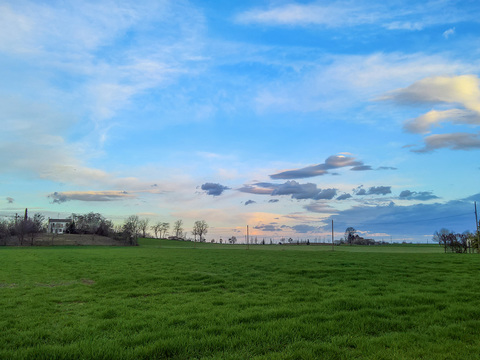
[1,0,480,242]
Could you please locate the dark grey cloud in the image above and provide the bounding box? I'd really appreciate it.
[367,186,392,195]
[463,193,480,202]
[399,190,439,201]
[245,200,256,206]
[336,193,352,201]
[270,154,365,179]
[355,186,391,196]
[272,181,319,199]
[356,188,367,196]
[291,224,319,234]
[268,199,279,203]
[48,191,132,204]
[314,188,337,200]
[239,180,337,201]
[412,132,480,153]
[351,165,373,171]
[6,197,14,204]
[327,194,480,238]
[254,224,282,232]
[201,182,230,196]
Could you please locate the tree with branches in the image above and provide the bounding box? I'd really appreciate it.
[173,220,184,238]
[193,220,208,243]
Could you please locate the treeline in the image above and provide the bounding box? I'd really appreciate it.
[0,210,46,246]
[65,213,147,246]
[0,211,151,246]
[433,227,480,253]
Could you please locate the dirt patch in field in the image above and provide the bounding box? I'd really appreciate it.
[0,283,17,288]
[30,234,126,246]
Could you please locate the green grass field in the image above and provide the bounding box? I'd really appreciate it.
[1,240,479,359]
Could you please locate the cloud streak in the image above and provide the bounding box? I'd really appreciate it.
[239,180,337,201]
[399,190,439,201]
[48,191,134,204]
[413,132,480,153]
[270,154,365,179]
[381,75,480,152]
[236,1,478,30]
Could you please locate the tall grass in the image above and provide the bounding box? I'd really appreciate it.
[1,240,479,359]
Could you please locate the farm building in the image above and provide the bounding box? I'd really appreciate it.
[48,219,70,234]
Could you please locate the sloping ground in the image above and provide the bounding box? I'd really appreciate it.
[9,233,125,246]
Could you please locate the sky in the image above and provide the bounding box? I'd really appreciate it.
[1,0,480,243]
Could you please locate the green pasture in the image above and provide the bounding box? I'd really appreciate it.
[1,240,479,359]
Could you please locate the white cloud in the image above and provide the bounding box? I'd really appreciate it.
[235,3,375,28]
[381,75,480,151]
[443,27,455,39]
[404,109,480,134]
[382,75,480,113]
[236,1,479,30]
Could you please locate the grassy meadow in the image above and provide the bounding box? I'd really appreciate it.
[1,240,480,359]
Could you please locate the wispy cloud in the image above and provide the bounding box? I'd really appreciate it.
[380,75,480,152]
[413,132,480,153]
[399,190,439,201]
[443,27,455,39]
[239,180,337,201]
[304,202,337,214]
[235,2,378,28]
[354,186,392,196]
[236,1,478,30]
[254,224,282,232]
[48,190,135,204]
[270,154,364,179]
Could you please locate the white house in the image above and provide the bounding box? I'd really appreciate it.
[48,219,70,234]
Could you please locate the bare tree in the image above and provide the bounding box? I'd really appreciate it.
[193,220,208,243]
[151,223,160,238]
[159,222,169,238]
[123,215,140,245]
[173,220,183,238]
[151,222,170,239]
[138,218,150,238]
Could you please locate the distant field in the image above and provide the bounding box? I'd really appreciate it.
[1,240,479,359]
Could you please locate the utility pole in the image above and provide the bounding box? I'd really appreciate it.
[475,202,478,232]
[331,220,334,251]
[246,225,249,250]
[476,202,479,250]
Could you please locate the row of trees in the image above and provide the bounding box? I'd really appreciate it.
[433,227,480,253]
[117,217,210,245]
[0,210,46,246]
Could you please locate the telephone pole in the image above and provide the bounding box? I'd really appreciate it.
[475,202,478,232]
[246,225,249,250]
[331,220,334,251]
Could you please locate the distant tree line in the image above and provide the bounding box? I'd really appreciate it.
[433,227,480,253]
[0,209,46,246]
